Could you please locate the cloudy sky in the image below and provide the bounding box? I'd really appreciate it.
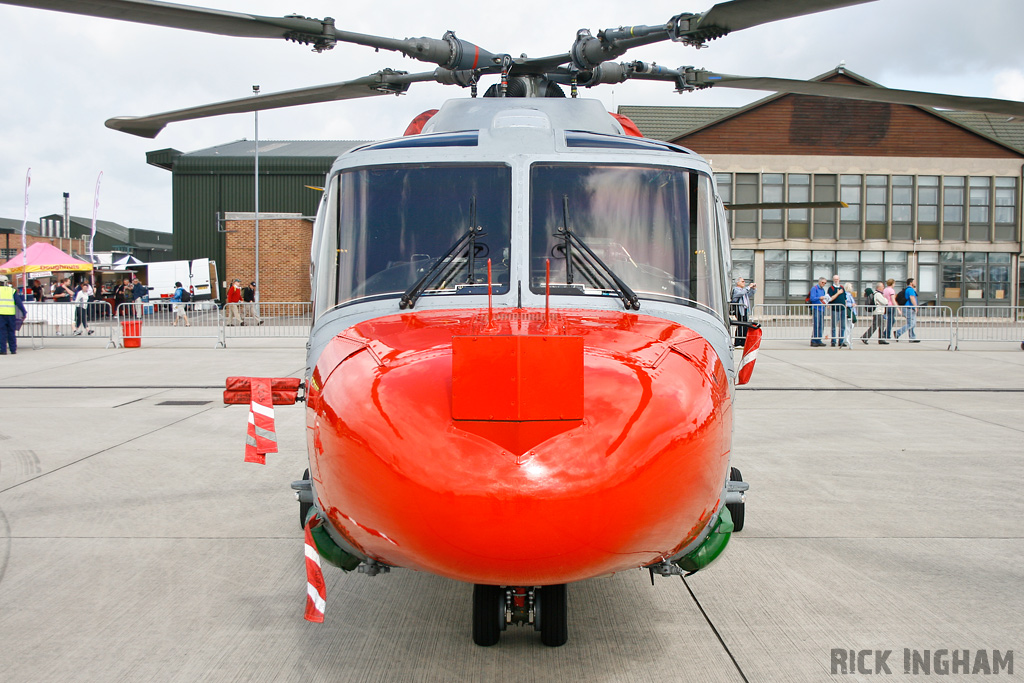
[1,0,1022,233]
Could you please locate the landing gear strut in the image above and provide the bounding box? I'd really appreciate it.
[471,583,568,647]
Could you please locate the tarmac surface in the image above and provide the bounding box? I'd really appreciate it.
[1,336,1022,682]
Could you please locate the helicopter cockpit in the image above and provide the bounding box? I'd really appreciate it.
[310,98,728,323]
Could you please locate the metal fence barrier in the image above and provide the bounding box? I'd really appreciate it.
[115,301,224,347]
[954,306,1024,350]
[221,302,313,344]
[16,301,116,348]
[748,304,955,348]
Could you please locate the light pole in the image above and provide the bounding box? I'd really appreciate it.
[62,191,70,252]
[253,85,260,304]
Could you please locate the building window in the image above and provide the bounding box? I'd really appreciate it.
[994,177,1017,242]
[943,176,965,240]
[839,174,862,239]
[787,174,810,239]
[731,249,754,283]
[761,174,784,239]
[764,249,787,300]
[865,175,888,239]
[917,176,940,240]
[891,175,914,240]
[812,175,837,239]
[733,173,759,239]
[968,176,991,241]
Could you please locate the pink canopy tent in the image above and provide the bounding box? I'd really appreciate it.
[0,242,93,275]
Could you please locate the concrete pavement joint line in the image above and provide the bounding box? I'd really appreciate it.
[758,350,861,389]
[875,390,1024,435]
[0,506,10,589]
[0,385,224,390]
[0,348,135,382]
[682,576,749,683]
[0,407,216,496]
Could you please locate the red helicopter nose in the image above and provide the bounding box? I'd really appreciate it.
[306,309,731,585]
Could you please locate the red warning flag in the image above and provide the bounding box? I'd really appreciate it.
[304,517,326,623]
[244,377,278,464]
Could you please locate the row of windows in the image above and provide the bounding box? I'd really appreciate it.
[732,250,1013,305]
[717,173,1019,243]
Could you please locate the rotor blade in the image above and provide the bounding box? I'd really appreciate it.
[726,201,848,211]
[694,72,1024,117]
[105,70,440,138]
[693,0,877,39]
[0,0,503,69]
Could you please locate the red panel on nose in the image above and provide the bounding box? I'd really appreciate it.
[451,335,584,421]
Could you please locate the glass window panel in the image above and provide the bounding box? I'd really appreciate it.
[918,205,938,223]
[861,264,883,281]
[919,187,939,204]
[788,280,811,297]
[995,177,1016,187]
[889,264,907,281]
[990,265,1010,281]
[989,253,1011,264]
[944,206,964,223]
[941,252,963,263]
[919,265,937,292]
[812,264,833,280]
[788,250,811,262]
[969,188,990,205]
[919,175,939,186]
[969,177,991,188]
[766,263,785,279]
[860,251,883,262]
[969,206,989,223]
[765,249,787,262]
[892,205,912,222]
[964,252,986,263]
[885,252,908,263]
[765,281,784,298]
[789,264,810,279]
[944,176,965,186]
[732,249,755,260]
[812,251,835,261]
[893,187,913,204]
[893,175,914,186]
[763,173,784,184]
[836,251,859,263]
[837,264,858,281]
[918,252,938,263]
[866,187,888,204]
[866,205,887,222]
[732,263,754,280]
[866,175,887,186]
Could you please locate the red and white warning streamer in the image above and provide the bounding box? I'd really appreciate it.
[737,324,762,386]
[304,517,326,623]
[245,377,278,464]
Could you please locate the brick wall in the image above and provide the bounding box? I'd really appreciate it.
[224,213,313,302]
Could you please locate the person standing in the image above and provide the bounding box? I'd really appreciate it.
[809,277,829,347]
[225,279,244,326]
[29,279,43,302]
[730,277,756,347]
[843,282,857,347]
[171,281,191,327]
[827,275,848,347]
[882,278,897,340]
[242,280,262,326]
[861,282,890,344]
[51,277,73,336]
[131,277,148,318]
[73,282,94,335]
[894,277,920,342]
[0,274,28,355]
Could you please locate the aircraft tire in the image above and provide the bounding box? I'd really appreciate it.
[472,584,503,646]
[538,584,568,647]
[727,467,745,532]
[298,468,311,529]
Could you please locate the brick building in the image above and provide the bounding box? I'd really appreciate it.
[223,212,313,302]
[621,68,1024,310]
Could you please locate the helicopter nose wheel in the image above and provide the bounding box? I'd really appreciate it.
[727,466,746,532]
[298,468,311,528]
[471,583,568,647]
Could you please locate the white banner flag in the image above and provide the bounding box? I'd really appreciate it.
[90,171,103,268]
[21,168,30,290]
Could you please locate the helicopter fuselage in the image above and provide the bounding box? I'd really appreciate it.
[303,97,739,585]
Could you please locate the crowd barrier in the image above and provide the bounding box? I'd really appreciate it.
[15,301,116,348]
[746,304,956,348]
[221,302,313,345]
[953,306,1024,350]
[114,301,224,348]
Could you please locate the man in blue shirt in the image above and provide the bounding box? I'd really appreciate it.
[894,277,920,342]
[808,276,829,347]
[827,274,848,347]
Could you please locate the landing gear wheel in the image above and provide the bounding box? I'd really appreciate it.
[727,466,745,532]
[538,584,568,647]
[298,468,311,528]
[472,584,503,646]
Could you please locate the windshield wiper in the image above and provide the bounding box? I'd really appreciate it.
[555,196,640,310]
[399,198,486,310]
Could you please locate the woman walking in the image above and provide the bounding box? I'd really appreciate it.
[861,282,889,344]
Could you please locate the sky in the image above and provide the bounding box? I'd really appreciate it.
[0,0,1023,234]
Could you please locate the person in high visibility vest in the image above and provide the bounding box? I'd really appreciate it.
[0,274,29,355]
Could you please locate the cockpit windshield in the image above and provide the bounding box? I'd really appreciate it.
[529,163,725,316]
[323,164,512,308]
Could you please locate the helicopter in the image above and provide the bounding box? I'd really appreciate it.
[5,0,1024,649]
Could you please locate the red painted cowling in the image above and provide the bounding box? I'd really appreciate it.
[305,309,731,585]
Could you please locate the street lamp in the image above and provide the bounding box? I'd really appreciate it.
[253,84,260,303]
